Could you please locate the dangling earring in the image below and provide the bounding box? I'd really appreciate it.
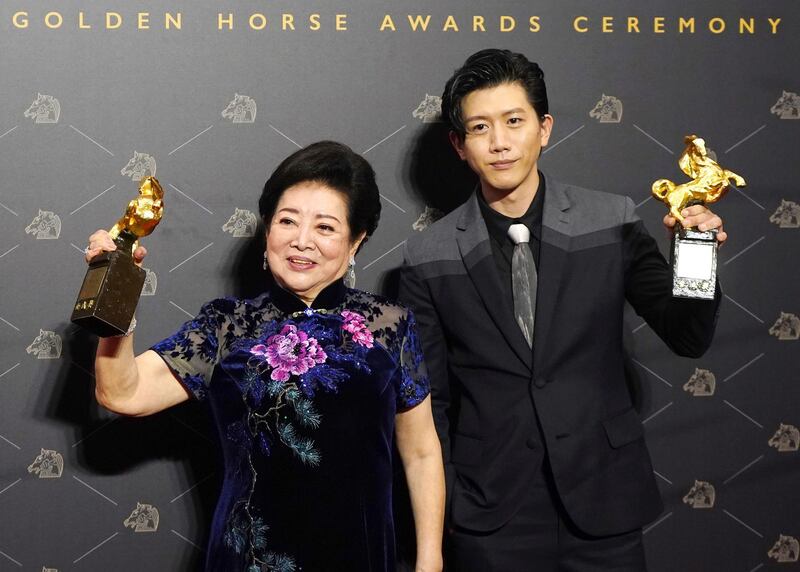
[263,251,268,271]
[343,255,356,289]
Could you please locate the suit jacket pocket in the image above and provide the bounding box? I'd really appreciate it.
[451,432,483,467]
[603,407,644,449]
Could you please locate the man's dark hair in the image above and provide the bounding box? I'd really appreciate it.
[258,141,381,250]
[441,48,549,140]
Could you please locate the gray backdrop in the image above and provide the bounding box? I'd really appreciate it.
[1,1,798,570]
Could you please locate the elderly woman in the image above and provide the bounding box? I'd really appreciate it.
[87,141,444,572]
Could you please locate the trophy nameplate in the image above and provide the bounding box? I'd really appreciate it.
[71,177,163,337]
[671,227,717,300]
[652,135,745,300]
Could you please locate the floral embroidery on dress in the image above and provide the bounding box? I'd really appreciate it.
[251,324,328,382]
[341,311,374,348]
[149,288,431,570]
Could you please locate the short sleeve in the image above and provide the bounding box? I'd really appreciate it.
[150,300,225,400]
[394,310,431,410]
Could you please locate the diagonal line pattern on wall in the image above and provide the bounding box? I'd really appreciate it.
[169,183,214,214]
[723,236,765,265]
[632,359,673,387]
[724,125,766,154]
[633,124,674,154]
[723,353,765,383]
[0,478,22,496]
[0,317,20,332]
[0,245,20,259]
[171,529,204,551]
[169,301,195,318]
[69,125,114,156]
[0,363,21,379]
[0,548,22,567]
[723,400,763,429]
[269,124,302,148]
[0,200,19,216]
[170,473,215,503]
[169,125,213,155]
[643,512,673,535]
[72,532,119,564]
[362,240,406,270]
[72,418,117,448]
[722,509,764,538]
[72,475,119,506]
[380,193,407,213]
[0,125,18,140]
[363,125,406,154]
[723,454,764,485]
[69,185,116,215]
[723,294,764,324]
[169,243,215,272]
[543,124,584,155]
[643,402,674,424]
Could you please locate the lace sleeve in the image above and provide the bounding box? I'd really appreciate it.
[150,299,227,400]
[394,309,431,410]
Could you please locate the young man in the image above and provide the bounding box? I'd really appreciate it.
[399,49,724,571]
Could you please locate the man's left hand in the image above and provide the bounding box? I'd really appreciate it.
[663,205,727,245]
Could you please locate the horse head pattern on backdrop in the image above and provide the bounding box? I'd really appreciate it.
[27,449,64,478]
[24,93,60,124]
[769,312,800,341]
[123,503,160,532]
[768,423,799,452]
[25,210,61,239]
[769,200,800,228]
[412,94,442,123]
[589,94,623,123]
[770,91,800,119]
[768,535,799,563]
[682,480,716,509]
[222,93,257,123]
[26,330,62,359]
[120,151,157,182]
[222,208,258,238]
[682,368,716,397]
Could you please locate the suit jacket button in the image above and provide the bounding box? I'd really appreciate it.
[525,438,537,449]
[534,377,546,388]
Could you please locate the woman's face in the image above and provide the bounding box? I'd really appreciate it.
[266,181,362,304]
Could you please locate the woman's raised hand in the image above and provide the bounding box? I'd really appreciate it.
[84,229,147,265]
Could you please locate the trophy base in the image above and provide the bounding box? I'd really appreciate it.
[671,227,717,300]
[70,249,145,337]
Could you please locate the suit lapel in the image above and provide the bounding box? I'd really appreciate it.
[456,194,532,370]
[533,176,572,372]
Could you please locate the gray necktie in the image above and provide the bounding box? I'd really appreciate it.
[508,223,537,347]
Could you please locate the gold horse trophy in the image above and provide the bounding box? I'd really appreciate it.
[652,135,745,299]
[71,177,164,336]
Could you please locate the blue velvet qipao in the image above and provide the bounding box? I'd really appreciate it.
[151,280,430,572]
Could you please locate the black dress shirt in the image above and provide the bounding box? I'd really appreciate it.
[477,175,545,303]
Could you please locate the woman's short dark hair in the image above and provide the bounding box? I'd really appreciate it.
[258,141,381,249]
[441,48,549,140]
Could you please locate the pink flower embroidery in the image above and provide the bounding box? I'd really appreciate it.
[251,324,327,382]
[341,311,374,348]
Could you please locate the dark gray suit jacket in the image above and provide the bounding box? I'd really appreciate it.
[399,174,720,536]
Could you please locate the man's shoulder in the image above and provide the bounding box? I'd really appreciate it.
[553,178,631,209]
[548,176,634,224]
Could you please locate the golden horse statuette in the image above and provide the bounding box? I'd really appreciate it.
[651,135,745,300]
[109,176,164,251]
[71,176,165,337]
[652,135,745,221]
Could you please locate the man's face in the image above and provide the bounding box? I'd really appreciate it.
[450,82,553,199]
